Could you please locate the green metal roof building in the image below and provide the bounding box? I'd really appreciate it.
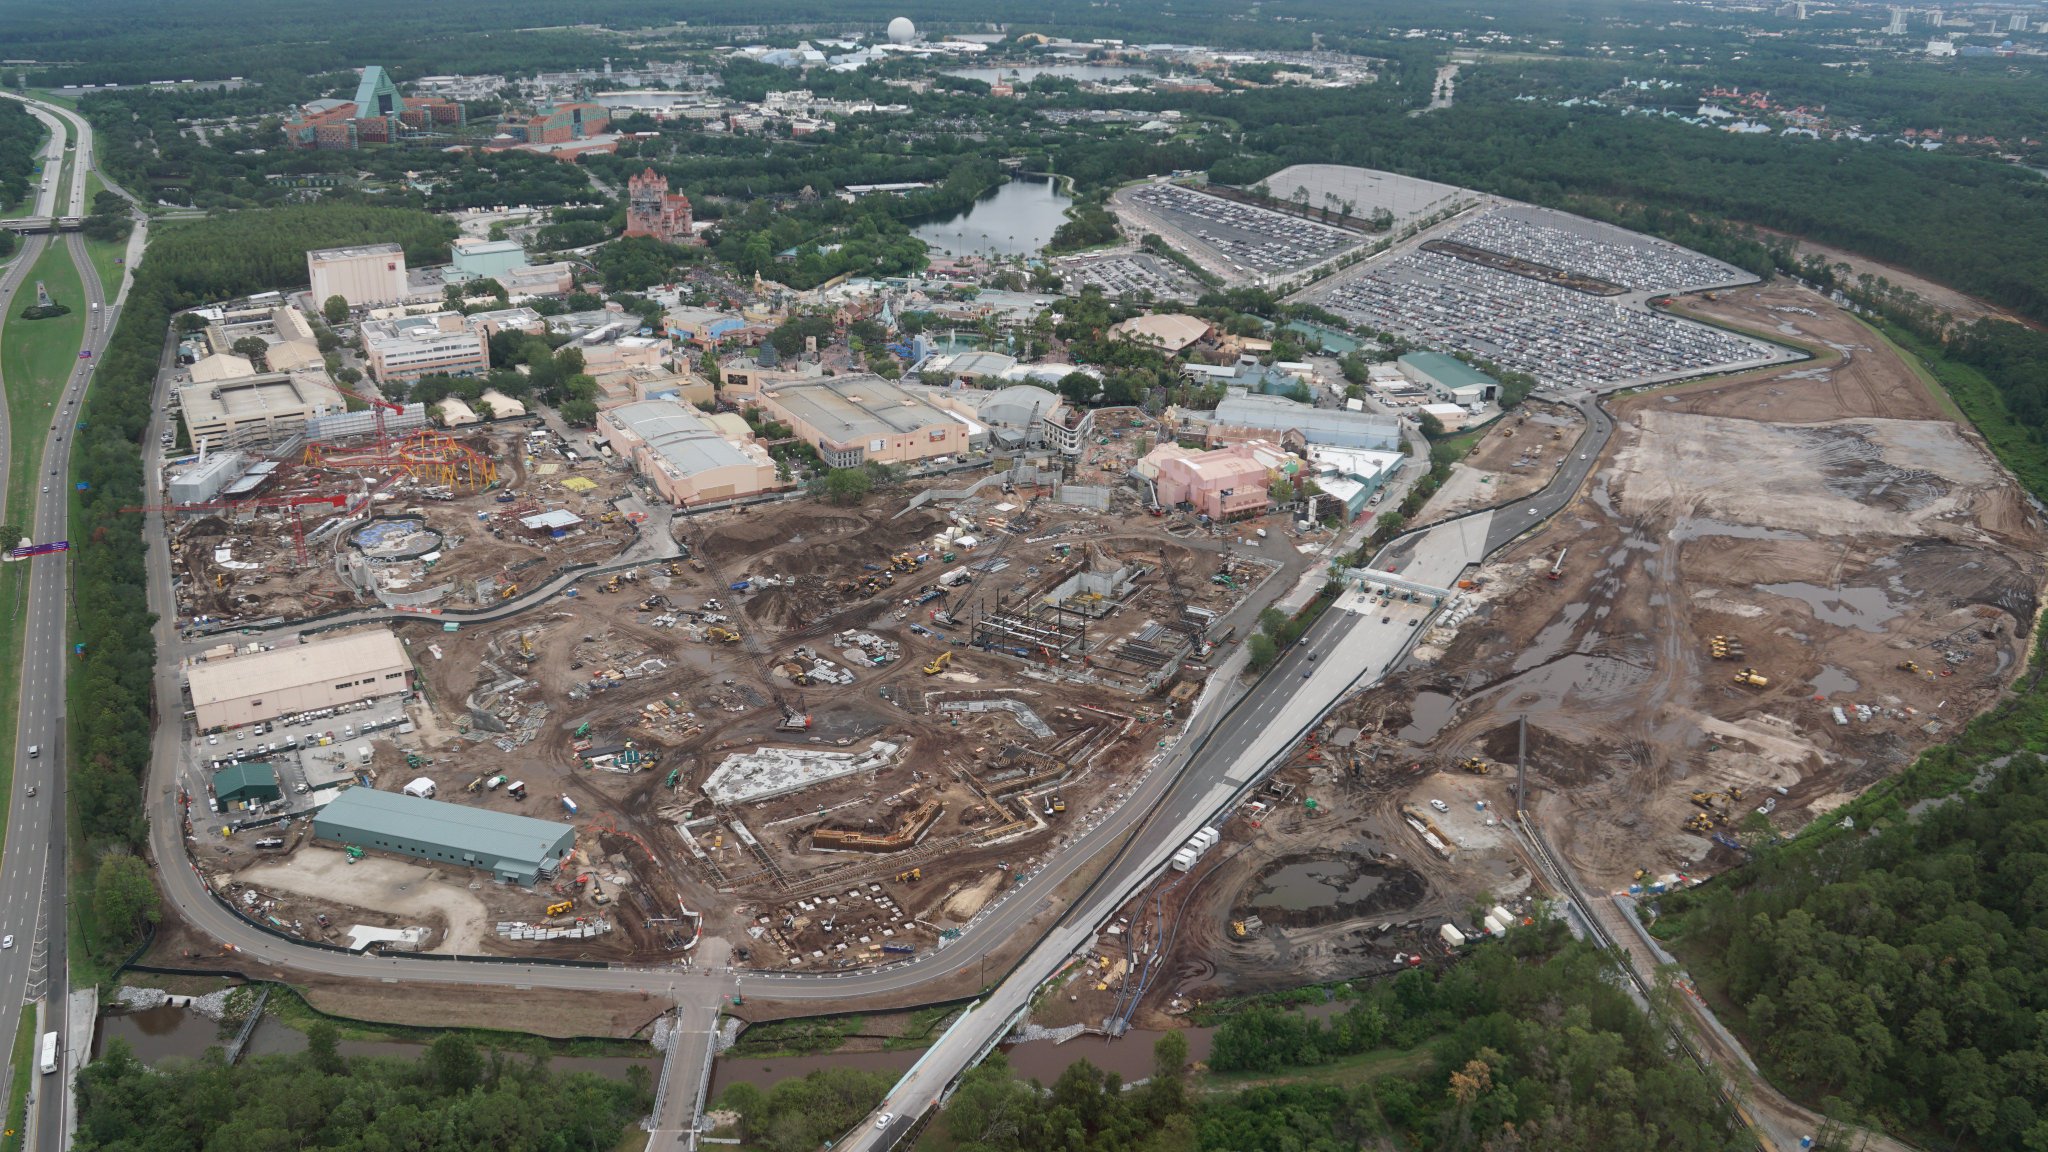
[1398,352,1500,404]
[312,788,574,886]
[213,762,280,809]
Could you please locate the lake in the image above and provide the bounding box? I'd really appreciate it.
[913,177,1073,259]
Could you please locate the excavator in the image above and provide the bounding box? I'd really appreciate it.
[923,651,952,675]
[706,626,741,644]
[895,868,922,883]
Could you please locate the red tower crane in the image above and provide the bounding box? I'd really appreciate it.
[124,492,350,565]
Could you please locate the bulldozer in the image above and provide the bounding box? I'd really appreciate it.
[895,868,922,883]
[1708,635,1744,660]
[923,651,952,675]
[1732,667,1770,689]
[1458,756,1492,775]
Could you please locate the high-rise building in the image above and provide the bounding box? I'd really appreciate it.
[282,65,466,150]
[624,168,697,245]
[1887,6,1909,32]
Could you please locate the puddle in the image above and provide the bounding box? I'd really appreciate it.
[1512,603,1588,672]
[1399,692,1457,743]
[1669,518,1807,542]
[1250,862,1384,911]
[1005,1027,1215,1085]
[1809,665,1860,695]
[1756,582,1902,632]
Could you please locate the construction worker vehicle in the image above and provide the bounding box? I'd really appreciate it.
[545,900,573,916]
[1044,794,1066,815]
[923,651,952,675]
[705,626,741,644]
[1458,756,1491,775]
[344,845,365,861]
[1684,812,1717,834]
[603,575,621,593]
[895,868,922,883]
[1897,660,1922,674]
[1708,635,1744,660]
[1732,667,1770,689]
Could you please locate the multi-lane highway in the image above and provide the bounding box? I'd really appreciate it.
[0,89,123,1152]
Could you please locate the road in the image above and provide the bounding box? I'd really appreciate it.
[0,89,121,1152]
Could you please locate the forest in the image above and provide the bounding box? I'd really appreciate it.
[797,929,1751,1152]
[66,205,454,965]
[74,1030,649,1151]
[0,99,46,244]
[1660,751,2048,1151]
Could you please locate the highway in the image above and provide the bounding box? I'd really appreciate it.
[0,89,120,1152]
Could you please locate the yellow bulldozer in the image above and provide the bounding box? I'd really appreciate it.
[1458,756,1492,775]
[923,651,952,675]
[1897,660,1922,674]
[1732,667,1770,689]
[1708,635,1744,660]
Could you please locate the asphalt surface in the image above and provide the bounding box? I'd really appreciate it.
[0,90,115,1152]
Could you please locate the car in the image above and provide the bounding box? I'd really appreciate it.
[207,733,218,745]
[1302,667,1312,678]
[1308,651,1319,661]
[40,486,46,493]
[876,1114,895,1130]
[1,936,11,950]
[27,745,38,757]
[1381,615,1390,624]
[1429,799,1449,813]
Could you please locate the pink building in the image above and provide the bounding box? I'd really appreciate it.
[1151,444,1274,521]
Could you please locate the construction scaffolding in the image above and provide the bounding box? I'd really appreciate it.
[969,590,1088,657]
[302,430,500,492]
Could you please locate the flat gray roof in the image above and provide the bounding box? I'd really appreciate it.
[609,400,757,476]
[309,242,404,260]
[314,787,574,869]
[769,376,956,441]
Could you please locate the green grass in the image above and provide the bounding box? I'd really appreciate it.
[2,241,86,510]
[1,118,57,221]
[0,564,27,856]
[261,985,652,1056]
[881,1005,964,1051]
[1883,322,2048,501]
[1194,1045,1434,1092]
[76,172,126,300]
[0,1011,32,1152]
[726,1014,864,1058]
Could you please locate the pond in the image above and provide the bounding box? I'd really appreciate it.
[913,177,1072,259]
[944,64,1149,85]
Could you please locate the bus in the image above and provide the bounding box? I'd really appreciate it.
[39,1031,58,1075]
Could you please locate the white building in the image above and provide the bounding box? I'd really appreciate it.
[307,243,408,309]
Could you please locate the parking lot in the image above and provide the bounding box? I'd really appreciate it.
[1445,206,1749,294]
[1053,250,1200,301]
[192,692,415,823]
[1125,183,1363,276]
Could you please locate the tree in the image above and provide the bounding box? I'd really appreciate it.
[424,1033,482,1093]
[229,336,269,368]
[1057,370,1098,406]
[1268,474,1296,504]
[335,366,361,386]
[1417,410,1447,439]
[1258,606,1288,636]
[1246,633,1279,670]
[559,398,597,425]
[92,853,160,952]
[305,1020,344,1074]
[322,295,349,325]
[813,467,872,505]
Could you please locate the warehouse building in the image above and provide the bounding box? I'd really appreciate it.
[212,763,280,810]
[312,787,574,886]
[1205,389,1403,451]
[308,243,409,308]
[187,630,412,731]
[753,374,971,468]
[597,399,779,506]
[1397,351,1500,408]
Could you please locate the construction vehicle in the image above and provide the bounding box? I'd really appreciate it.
[1897,660,1922,674]
[1231,920,1247,938]
[1044,794,1066,816]
[575,721,592,738]
[895,868,922,883]
[603,575,620,593]
[1708,635,1744,660]
[1732,667,1770,689]
[1547,548,1566,580]
[466,776,484,793]
[689,557,706,572]
[499,584,519,600]
[344,845,365,861]
[1458,756,1491,775]
[706,626,741,644]
[1690,791,1723,809]
[923,651,952,675]
[1684,812,1717,834]
[546,900,573,916]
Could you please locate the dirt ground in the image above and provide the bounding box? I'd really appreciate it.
[1417,401,1583,523]
[1083,281,2047,1025]
[1758,228,2038,329]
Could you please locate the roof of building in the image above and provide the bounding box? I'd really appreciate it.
[179,373,321,422]
[977,384,1062,429]
[606,400,760,477]
[309,242,403,261]
[189,352,257,384]
[452,237,525,258]
[213,762,278,795]
[435,397,478,424]
[316,787,573,864]
[765,375,959,442]
[1212,391,1401,441]
[365,311,476,347]
[478,389,527,418]
[520,509,584,530]
[1169,448,1271,483]
[188,631,409,708]
[1399,351,1497,390]
[1111,313,1210,351]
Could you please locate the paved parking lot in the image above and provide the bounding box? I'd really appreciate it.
[1126,183,1363,275]
[192,693,414,822]
[1447,206,1745,293]
[1054,250,1199,300]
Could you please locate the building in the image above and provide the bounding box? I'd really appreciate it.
[1110,313,1212,354]
[464,306,547,338]
[187,630,412,731]
[624,168,696,245]
[1206,390,1402,451]
[178,373,329,452]
[282,65,466,150]
[308,243,408,308]
[499,262,576,296]
[311,788,574,886]
[189,351,257,384]
[362,312,491,383]
[212,763,280,809]
[1397,352,1500,408]
[967,384,1094,454]
[449,237,529,282]
[596,400,779,506]
[479,389,527,419]
[434,396,479,427]
[504,100,610,145]
[753,375,973,468]
[1150,444,1276,521]
[167,451,248,506]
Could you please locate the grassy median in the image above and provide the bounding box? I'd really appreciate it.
[0,1012,32,1152]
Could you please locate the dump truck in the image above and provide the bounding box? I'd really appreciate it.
[1732,667,1770,688]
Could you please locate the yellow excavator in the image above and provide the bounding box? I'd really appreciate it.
[923,651,952,675]
[706,626,741,644]
[895,868,922,883]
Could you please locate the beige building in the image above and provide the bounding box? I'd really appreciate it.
[752,374,971,469]
[307,243,409,309]
[362,312,491,384]
[178,373,328,451]
[596,400,779,507]
[187,630,413,730]
[1110,313,1212,354]
[591,367,715,410]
